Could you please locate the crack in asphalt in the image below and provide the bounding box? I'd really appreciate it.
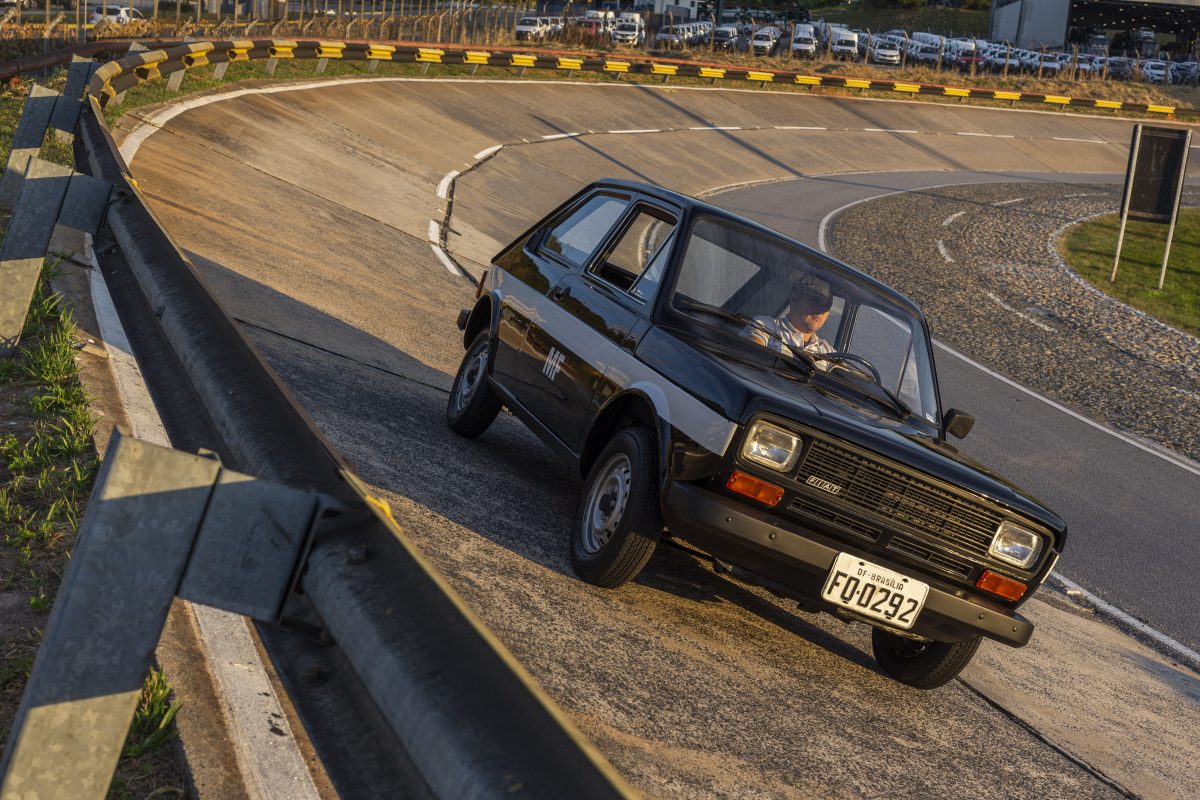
[233,316,452,395]
[959,680,1140,800]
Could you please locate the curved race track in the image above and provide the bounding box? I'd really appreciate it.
[114,79,1200,798]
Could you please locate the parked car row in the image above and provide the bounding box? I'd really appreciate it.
[509,16,1199,84]
[654,19,714,50]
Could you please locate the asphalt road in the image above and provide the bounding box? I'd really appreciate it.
[114,79,1200,797]
[713,172,1200,655]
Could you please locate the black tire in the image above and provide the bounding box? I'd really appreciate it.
[446,332,501,438]
[871,628,981,690]
[571,427,662,588]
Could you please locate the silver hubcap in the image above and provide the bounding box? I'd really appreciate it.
[452,346,487,414]
[581,453,632,554]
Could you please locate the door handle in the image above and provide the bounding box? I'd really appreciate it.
[551,284,571,301]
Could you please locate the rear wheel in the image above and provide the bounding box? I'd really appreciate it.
[446,332,501,438]
[871,628,981,690]
[571,427,662,588]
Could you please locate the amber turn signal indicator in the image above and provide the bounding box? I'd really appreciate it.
[475,269,488,299]
[725,470,785,507]
[976,570,1027,601]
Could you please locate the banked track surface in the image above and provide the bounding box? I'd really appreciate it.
[115,79,1200,798]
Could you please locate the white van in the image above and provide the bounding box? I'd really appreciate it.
[791,23,817,59]
[830,28,859,60]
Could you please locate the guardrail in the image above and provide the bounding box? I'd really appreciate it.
[80,38,1197,118]
[0,39,633,800]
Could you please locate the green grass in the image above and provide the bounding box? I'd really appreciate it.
[123,668,183,759]
[0,264,98,591]
[1059,209,1200,336]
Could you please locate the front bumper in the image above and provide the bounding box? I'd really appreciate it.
[663,482,1034,647]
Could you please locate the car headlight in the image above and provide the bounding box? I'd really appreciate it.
[740,421,801,472]
[989,521,1043,569]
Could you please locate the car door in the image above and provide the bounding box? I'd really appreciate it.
[498,191,631,432]
[526,199,679,450]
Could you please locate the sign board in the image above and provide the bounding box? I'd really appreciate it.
[1121,125,1192,223]
[1111,124,1193,288]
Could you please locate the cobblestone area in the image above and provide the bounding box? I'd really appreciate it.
[829,182,1200,462]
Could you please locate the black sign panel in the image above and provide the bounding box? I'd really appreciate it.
[1122,126,1192,223]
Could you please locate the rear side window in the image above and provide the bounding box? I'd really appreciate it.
[542,193,628,268]
[591,206,677,301]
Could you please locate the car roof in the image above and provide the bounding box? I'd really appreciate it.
[588,179,923,316]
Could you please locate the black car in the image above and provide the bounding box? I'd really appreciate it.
[448,180,1065,689]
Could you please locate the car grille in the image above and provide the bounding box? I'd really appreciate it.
[887,533,974,579]
[789,496,882,542]
[799,439,1003,564]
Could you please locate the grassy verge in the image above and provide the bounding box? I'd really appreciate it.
[0,78,187,797]
[1059,209,1200,337]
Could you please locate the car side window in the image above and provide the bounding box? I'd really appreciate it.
[590,206,677,300]
[541,193,629,269]
[847,304,936,420]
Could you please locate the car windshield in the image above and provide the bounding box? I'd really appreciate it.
[669,215,940,425]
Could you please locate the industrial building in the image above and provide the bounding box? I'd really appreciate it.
[992,0,1200,55]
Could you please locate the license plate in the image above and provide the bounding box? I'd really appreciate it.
[821,553,928,630]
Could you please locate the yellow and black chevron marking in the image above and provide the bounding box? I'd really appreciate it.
[85,39,1189,119]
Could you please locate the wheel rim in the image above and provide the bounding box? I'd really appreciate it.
[452,345,488,414]
[581,453,632,555]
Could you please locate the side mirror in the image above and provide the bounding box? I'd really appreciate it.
[943,409,975,440]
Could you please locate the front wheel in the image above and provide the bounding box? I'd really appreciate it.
[570,427,662,588]
[871,628,981,689]
[446,332,501,438]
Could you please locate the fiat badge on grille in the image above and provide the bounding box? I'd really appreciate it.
[806,476,842,495]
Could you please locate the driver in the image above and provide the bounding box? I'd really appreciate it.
[744,275,836,365]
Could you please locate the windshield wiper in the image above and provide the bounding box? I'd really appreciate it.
[810,351,912,420]
[674,298,814,376]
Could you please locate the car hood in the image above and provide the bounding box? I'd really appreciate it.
[703,345,1065,533]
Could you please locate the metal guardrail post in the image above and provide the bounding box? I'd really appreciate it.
[0,85,58,210]
[108,42,148,107]
[0,429,329,799]
[0,431,220,800]
[0,157,111,357]
[49,55,100,142]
